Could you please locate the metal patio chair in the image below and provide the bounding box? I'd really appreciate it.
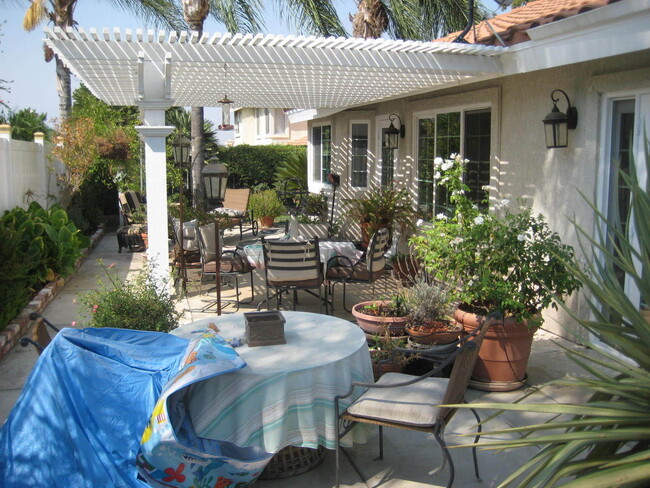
[334,312,498,488]
[326,227,389,311]
[261,237,329,314]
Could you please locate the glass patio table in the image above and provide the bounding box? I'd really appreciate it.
[171,311,373,454]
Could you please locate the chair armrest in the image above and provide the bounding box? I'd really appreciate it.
[336,344,468,403]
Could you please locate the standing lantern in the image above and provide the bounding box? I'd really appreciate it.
[202,156,228,207]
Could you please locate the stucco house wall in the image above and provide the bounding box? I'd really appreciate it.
[308,49,650,340]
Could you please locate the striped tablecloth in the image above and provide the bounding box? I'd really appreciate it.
[171,312,373,453]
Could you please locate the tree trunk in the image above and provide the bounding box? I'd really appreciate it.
[351,0,388,39]
[191,106,205,210]
[183,0,209,210]
[55,57,72,120]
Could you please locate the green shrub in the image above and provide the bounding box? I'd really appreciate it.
[82,261,180,332]
[218,145,306,189]
[0,202,88,331]
[249,190,284,219]
[0,225,33,329]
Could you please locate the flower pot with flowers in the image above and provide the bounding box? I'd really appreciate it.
[410,154,582,391]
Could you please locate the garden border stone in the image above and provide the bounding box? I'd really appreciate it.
[0,224,105,362]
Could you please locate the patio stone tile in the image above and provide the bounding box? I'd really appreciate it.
[0,344,39,391]
[0,389,22,425]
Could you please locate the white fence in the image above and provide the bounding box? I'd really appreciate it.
[0,124,65,214]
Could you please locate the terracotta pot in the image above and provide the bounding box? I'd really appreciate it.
[140,233,148,249]
[259,216,275,229]
[405,320,463,345]
[454,307,537,391]
[351,301,409,336]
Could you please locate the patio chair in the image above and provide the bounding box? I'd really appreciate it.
[326,227,389,312]
[190,222,255,312]
[334,312,498,488]
[261,237,329,314]
[212,188,259,239]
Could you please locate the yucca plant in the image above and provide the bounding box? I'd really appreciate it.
[450,144,650,487]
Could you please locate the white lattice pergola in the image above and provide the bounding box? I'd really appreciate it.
[44,26,506,284]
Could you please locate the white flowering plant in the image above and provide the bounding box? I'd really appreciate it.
[410,154,581,324]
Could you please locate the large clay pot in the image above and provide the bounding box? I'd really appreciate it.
[259,216,275,229]
[351,300,409,336]
[454,307,537,391]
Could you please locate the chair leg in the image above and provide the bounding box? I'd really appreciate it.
[335,400,341,488]
[470,407,482,481]
[341,281,352,313]
[377,425,384,460]
[239,270,254,304]
[433,425,454,488]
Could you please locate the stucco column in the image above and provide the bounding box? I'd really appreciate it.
[0,124,14,213]
[135,118,174,289]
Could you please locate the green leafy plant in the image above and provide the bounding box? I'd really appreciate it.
[449,147,650,487]
[343,185,416,245]
[249,189,284,219]
[401,276,453,324]
[410,154,581,324]
[82,260,180,332]
[0,202,88,330]
[0,107,52,141]
[361,294,408,318]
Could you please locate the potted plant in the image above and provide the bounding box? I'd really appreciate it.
[367,331,412,380]
[343,185,416,248]
[411,154,582,390]
[351,294,409,336]
[402,276,462,345]
[249,189,284,229]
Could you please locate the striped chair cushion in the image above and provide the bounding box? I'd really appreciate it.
[264,239,322,285]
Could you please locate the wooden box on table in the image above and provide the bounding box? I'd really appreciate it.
[244,311,286,347]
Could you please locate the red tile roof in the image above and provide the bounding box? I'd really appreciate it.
[436,0,620,46]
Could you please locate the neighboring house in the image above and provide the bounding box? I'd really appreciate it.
[301,0,650,339]
[232,107,307,146]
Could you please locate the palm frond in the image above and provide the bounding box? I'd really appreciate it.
[23,0,49,31]
[276,0,346,37]
[210,0,264,34]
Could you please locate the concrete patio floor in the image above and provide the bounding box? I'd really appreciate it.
[0,228,597,487]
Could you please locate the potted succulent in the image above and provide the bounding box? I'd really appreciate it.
[343,185,416,248]
[351,294,409,336]
[249,189,284,229]
[410,154,582,390]
[402,276,462,345]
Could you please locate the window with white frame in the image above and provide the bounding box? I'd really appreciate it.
[416,108,491,218]
[256,108,270,136]
[350,122,369,188]
[274,109,287,135]
[311,124,331,182]
[234,110,242,135]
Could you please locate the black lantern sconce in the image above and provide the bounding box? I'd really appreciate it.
[383,113,405,150]
[542,89,578,148]
[172,134,191,167]
[202,156,229,206]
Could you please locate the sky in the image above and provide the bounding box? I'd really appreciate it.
[1,0,506,137]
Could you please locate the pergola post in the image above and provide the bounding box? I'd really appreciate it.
[135,117,174,289]
[131,48,176,290]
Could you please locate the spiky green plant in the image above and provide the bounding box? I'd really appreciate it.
[449,144,650,487]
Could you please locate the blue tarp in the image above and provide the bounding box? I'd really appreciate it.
[0,328,189,488]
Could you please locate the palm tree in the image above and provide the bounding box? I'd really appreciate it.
[352,0,483,41]
[20,0,185,121]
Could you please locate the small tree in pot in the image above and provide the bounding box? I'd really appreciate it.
[249,189,284,229]
[410,154,582,390]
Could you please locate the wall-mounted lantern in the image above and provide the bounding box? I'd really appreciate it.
[542,89,578,148]
[383,113,405,150]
